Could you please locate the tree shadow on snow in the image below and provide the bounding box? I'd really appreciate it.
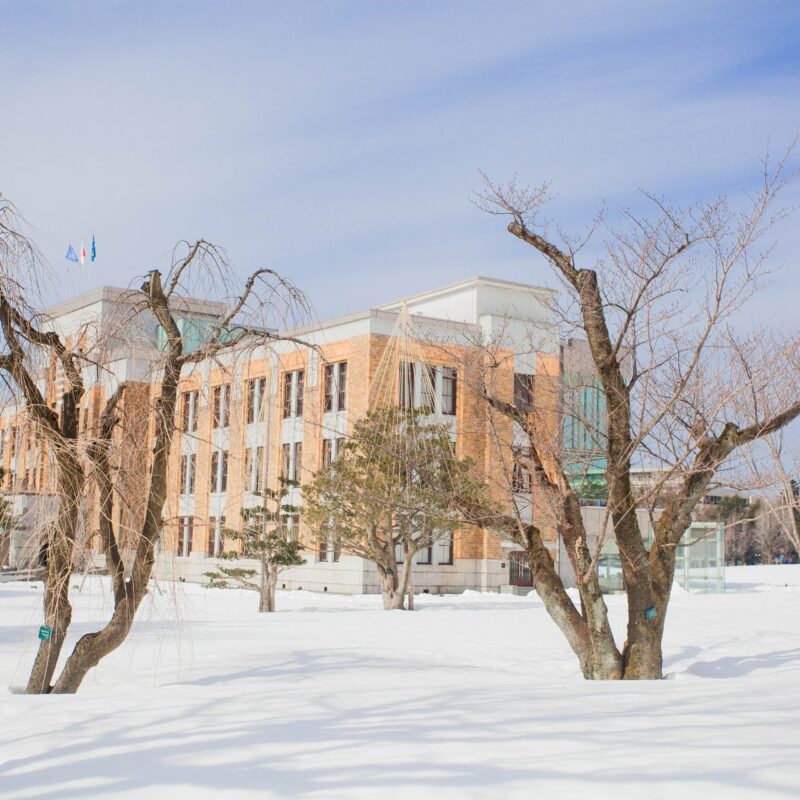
[683,648,800,678]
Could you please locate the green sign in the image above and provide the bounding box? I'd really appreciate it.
[645,606,657,622]
[38,625,52,642]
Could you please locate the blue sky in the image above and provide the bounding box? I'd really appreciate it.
[1,1,799,320]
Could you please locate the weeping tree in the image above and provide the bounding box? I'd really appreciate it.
[204,477,306,612]
[0,197,309,692]
[473,147,800,679]
[303,406,489,609]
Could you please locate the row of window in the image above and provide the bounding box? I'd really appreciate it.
[180,361,350,433]
[175,514,454,567]
[180,436,347,497]
[179,357,464,432]
[176,513,299,558]
[398,363,457,416]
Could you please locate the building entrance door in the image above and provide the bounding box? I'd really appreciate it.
[509,550,533,587]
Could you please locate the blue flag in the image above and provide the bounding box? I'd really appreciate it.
[65,244,78,263]
[91,235,96,263]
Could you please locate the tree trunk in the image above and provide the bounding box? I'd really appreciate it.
[25,463,84,693]
[259,562,277,612]
[25,552,72,693]
[379,567,406,610]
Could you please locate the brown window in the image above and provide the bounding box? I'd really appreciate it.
[318,539,328,562]
[324,365,334,412]
[399,362,415,408]
[207,515,225,557]
[180,455,188,494]
[438,533,454,565]
[337,363,346,411]
[324,362,347,412]
[281,443,292,479]
[514,373,534,413]
[420,365,436,411]
[441,368,457,416]
[247,378,265,424]
[220,451,228,493]
[296,370,305,417]
[245,448,254,492]
[211,450,219,492]
[293,442,302,482]
[211,450,228,493]
[213,385,230,428]
[178,516,194,557]
[255,446,264,493]
[282,373,293,418]
[181,390,198,432]
[512,449,531,493]
[322,438,333,468]
[332,538,340,563]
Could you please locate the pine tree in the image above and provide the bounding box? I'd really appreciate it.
[204,476,306,612]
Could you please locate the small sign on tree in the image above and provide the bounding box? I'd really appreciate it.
[38,625,52,642]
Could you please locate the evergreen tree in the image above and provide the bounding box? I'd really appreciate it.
[204,476,306,612]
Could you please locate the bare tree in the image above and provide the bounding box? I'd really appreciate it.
[472,147,800,679]
[1,201,309,692]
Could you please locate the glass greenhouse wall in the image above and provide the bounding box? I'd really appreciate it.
[581,507,726,594]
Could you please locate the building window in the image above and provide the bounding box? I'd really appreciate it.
[437,533,453,565]
[324,362,347,412]
[399,361,415,409]
[207,515,225,557]
[332,538,340,563]
[182,390,198,432]
[420,365,436,411]
[177,516,194,557]
[282,370,305,419]
[188,454,196,494]
[322,437,346,468]
[180,454,196,495]
[255,446,264,493]
[293,441,302,482]
[281,443,291,479]
[416,545,432,565]
[296,370,305,417]
[282,514,299,540]
[318,539,328,562]
[322,438,334,468]
[512,448,532,493]
[247,377,266,424]
[245,448,254,492]
[210,449,228,493]
[514,373,534,413]
[441,368,457,416]
[212,384,231,428]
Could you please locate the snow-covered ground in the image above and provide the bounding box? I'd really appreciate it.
[1,566,799,800]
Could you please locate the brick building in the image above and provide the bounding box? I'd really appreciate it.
[1,277,563,594]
